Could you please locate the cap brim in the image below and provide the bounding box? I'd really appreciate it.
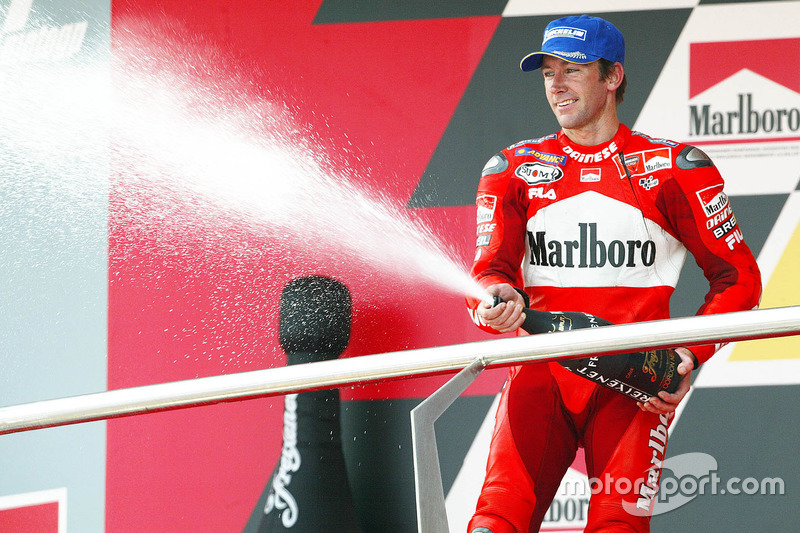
[520,51,599,72]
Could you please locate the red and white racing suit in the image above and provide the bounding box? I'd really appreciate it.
[465,124,761,532]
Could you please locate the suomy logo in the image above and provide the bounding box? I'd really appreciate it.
[527,223,656,269]
[515,162,564,185]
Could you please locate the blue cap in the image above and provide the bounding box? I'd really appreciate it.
[520,15,625,72]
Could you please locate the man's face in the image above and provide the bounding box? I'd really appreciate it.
[540,56,616,132]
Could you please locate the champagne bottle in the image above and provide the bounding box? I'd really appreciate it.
[249,276,363,533]
[494,298,682,402]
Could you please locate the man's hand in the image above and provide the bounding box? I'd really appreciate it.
[476,283,526,333]
[637,347,695,414]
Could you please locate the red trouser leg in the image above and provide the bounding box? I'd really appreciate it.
[582,387,673,532]
[468,363,579,533]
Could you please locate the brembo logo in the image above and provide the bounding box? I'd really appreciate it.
[527,223,656,268]
[0,0,87,65]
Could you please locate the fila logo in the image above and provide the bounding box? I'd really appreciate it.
[528,187,557,200]
[725,229,744,250]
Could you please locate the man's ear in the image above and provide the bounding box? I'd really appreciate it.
[607,62,625,91]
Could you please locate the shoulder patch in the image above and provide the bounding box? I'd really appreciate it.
[482,153,509,176]
[507,134,557,150]
[676,146,714,170]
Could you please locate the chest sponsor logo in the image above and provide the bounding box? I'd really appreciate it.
[562,141,618,163]
[515,162,564,185]
[580,168,601,182]
[476,194,497,223]
[527,222,656,269]
[695,184,728,217]
[514,147,567,165]
[614,148,672,177]
[528,187,556,200]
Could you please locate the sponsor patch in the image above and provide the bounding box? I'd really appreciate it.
[695,184,729,218]
[705,204,733,230]
[725,229,744,249]
[515,162,564,185]
[562,141,619,163]
[639,176,659,190]
[615,148,672,177]
[527,222,657,269]
[580,168,601,182]
[528,187,557,200]
[544,27,587,42]
[476,194,497,223]
[514,147,567,165]
[711,214,738,239]
[476,234,491,247]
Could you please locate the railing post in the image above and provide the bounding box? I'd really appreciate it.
[411,358,486,533]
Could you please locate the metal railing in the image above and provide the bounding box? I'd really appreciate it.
[1,306,799,436]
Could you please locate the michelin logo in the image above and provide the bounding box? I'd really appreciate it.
[0,0,88,65]
[544,27,587,42]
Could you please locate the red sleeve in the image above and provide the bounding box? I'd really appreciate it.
[657,147,762,364]
[465,151,529,333]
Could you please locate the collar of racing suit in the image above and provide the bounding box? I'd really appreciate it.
[556,123,632,163]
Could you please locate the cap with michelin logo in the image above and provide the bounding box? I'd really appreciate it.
[520,14,625,72]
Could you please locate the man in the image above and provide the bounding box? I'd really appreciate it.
[466,14,762,533]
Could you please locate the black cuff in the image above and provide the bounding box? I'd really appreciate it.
[514,287,530,308]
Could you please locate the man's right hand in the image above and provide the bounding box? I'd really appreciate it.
[475,283,526,333]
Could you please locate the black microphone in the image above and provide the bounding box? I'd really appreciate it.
[493,297,682,402]
[250,276,363,533]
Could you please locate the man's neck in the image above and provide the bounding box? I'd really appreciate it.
[562,115,620,147]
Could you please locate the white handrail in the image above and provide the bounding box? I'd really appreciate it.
[1,306,799,435]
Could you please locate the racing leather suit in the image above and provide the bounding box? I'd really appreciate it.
[465,124,762,532]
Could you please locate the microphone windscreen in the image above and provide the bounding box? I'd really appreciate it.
[279,276,352,362]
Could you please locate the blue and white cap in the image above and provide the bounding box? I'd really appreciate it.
[520,15,625,72]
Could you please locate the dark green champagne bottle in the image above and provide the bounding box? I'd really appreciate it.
[496,298,682,402]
